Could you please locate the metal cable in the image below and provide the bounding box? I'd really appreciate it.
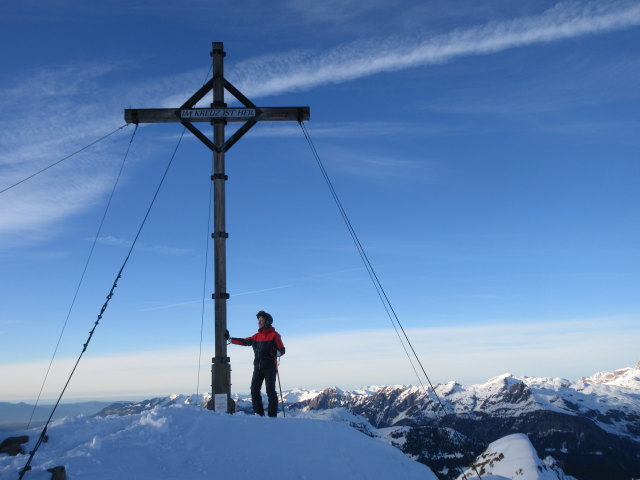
[196,177,213,401]
[1,124,129,195]
[18,129,185,480]
[299,121,482,479]
[195,60,214,404]
[26,124,139,429]
[299,121,429,396]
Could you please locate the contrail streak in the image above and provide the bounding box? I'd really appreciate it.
[230,1,640,98]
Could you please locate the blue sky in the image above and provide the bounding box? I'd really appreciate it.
[1,0,639,402]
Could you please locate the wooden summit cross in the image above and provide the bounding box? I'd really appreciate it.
[124,42,310,413]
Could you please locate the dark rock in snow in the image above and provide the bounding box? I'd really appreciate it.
[47,465,66,480]
[0,435,28,456]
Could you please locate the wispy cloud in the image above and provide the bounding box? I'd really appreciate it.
[94,235,133,248]
[317,145,440,183]
[284,0,390,25]
[0,158,117,248]
[0,60,203,249]
[143,245,192,256]
[94,236,191,256]
[231,285,293,297]
[228,1,640,98]
[139,299,203,312]
[0,63,122,106]
[424,53,640,119]
[138,285,293,312]
[137,268,363,312]
[247,121,449,139]
[0,78,135,248]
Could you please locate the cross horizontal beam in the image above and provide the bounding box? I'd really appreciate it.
[124,106,310,124]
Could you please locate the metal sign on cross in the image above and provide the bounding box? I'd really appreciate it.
[124,42,310,413]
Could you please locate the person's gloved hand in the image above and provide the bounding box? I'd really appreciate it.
[224,329,230,340]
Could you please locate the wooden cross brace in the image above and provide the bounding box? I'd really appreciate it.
[124,49,310,153]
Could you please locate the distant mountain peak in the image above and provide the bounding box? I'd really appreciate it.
[581,362,640,389]
[485,372,516,383]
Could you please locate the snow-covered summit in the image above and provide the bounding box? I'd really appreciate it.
[581,362,640,389]
[0,404,437,480]
[457,433,577,480]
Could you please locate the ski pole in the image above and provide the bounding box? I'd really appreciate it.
[276,358,285,417]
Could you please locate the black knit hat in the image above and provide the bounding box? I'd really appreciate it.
[256,310,273,327]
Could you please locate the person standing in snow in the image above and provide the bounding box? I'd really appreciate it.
[225,310,285,417]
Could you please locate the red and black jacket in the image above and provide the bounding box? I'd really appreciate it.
[230,326,285,370]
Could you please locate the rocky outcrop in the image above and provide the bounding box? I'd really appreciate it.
[47,465,66,480]
[0,435,28,456]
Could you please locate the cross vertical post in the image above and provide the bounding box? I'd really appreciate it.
[211,42,232,413]
[123,42,309,415]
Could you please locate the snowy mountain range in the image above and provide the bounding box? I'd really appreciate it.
[2,363,638,479]
[0,402,113,432]
[91,363,640,479]
[277,363,640,480]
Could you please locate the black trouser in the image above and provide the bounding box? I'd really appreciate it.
[250,367,278,417]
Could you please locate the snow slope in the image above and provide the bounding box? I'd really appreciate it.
[0,404,437,480]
